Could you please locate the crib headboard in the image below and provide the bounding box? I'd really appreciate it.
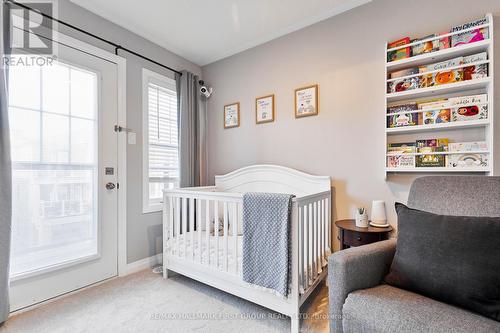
[214,165,331,197]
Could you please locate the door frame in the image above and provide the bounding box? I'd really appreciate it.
[45,30,129,277]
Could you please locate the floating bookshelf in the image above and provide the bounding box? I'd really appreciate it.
[384,14,494,178]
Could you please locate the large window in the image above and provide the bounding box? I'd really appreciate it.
[142,69,179,213]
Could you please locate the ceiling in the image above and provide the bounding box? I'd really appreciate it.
[70,0,371,66]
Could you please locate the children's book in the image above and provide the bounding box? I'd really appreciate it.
[411,35,439,56]
[462,52,487,64]
[390,67,419,79]
[419,109,451,125]
[420,69,463,88]
[387,142,416,154]
[416,154,446,167]
[387,102,418,114]
[449,94,488,121]
[387,37,411,62]
[448,94,487,106]
[388,77,419,93]
[387,155,415,168]
[448,141,488,152]
[418,99,449,110]
[419,57,462,73]
[448,153,488,168]
[451,18,489,47]
[387,112,419,127]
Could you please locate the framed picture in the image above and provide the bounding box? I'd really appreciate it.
[295,84,319,118]
[224,102,240,129]
[255,94,275,124]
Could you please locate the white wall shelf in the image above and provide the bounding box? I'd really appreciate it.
[387,39,490,71]
[384,13,494,178]
[386,167,491,173]
[386,77,492,102]
[386,119,490,134]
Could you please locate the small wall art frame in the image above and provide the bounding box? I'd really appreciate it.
[295,84,319,118]
[255,94,275,124]
[224,102,240,129]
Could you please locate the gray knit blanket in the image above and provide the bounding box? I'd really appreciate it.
[242,192,294,297]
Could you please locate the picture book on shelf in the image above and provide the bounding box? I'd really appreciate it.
[416,138,449,153]
[448,153,488,168]
[450,18,489,47]
[439,33,450,50]
[420,69,463,88]
[419,109,451,125]
[390,67,419,79]
[387,112,419,127]
[388,77,419,93]
[462,52,487,64]
[387,37,411,62]
[419,56,462,73]
[449,94,488,121]
[387,102,418,114]
[449,141,488,152]
[416,154,446,167]
[387,142,416,154]
[411,35,439,56]
[387,155,415,168]
[417,99,449,110]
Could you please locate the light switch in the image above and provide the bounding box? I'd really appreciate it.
[128,132,137,145]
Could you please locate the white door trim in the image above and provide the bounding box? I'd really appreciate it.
[50,31,128,277]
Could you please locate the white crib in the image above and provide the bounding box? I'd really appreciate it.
[162,165,331,333]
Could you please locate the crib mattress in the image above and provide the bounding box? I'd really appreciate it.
[166,231,243,272]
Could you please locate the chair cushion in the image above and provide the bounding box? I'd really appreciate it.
[385,203,500,321]
[342,285,500,333]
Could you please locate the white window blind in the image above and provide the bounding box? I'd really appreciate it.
[143,70,179,212]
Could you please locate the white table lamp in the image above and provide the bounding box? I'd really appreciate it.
[370,200,389,227]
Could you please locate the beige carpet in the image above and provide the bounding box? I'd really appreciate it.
[0,270,329,333]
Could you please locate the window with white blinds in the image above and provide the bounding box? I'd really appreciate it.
[142,69,178,212]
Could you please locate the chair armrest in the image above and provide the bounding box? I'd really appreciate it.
[328,239,397,333]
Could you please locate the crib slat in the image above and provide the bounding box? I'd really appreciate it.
[233,203,238,274]
[189,198,195,261]
[320,200,326,266]
[298,206,303,293]
[214,200,219,268]
[169,196,174,248]
[303,204,309,289]
[322,199,328,264]
[223,202,229,271]
[176,197,181,257]
[327,197,331,252]
[205,200,210,266]
[182,197,187,259]
[311,203,316,279]
[197,199,202,264]
[316,201,321,274]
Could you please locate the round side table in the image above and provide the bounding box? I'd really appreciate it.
[335,219,392,250]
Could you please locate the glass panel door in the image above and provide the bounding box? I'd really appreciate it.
[9,62,99,279]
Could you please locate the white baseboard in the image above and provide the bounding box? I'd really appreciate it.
[124,253,163,276]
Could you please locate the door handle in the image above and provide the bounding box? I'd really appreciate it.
[105,182,116,190]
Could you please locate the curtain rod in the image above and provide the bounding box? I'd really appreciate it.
[4,0,183,76]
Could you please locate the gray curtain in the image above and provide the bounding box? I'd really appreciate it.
[0,1,12,325]
[176,71,207,187]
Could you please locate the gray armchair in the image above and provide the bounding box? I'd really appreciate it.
[328,176,500,333]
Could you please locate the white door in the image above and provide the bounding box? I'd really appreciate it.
[8,40,119,310]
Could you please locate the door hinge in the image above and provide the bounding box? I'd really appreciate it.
[114,125,132,133]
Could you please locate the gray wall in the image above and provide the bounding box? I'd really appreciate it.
[202,0,500,251]
[53,0,202,263]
